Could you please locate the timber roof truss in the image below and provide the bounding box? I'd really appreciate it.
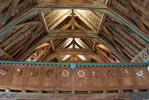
[0,0,148,63]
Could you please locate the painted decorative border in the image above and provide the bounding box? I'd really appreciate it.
[133,48,149,63]
[0,52,11,61]
[0,61,148,67]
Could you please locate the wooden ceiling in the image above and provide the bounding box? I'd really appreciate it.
[0,0,148,63]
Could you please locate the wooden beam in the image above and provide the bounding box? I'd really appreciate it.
[104,22,132,31]
[3,25,38,51]
[71,9,75,30]
[96,47,115,63]
[49,29,97,34]
[108,26,141,54]
[37,2,107,10]
[74,10,96,30]
[0,5,36,36]
[0,48,14,60]
[39,12,49,33]
[131,45,149,62]
[0,0,20,28]
[45,49,105,63]
[103,26,130,61]
[48,30,98,39]
[97,14,107,34]
[49,10,72,30]
[47,34,98,39]
[108,7,149,42]
[94,37,129,63]
[126,0,148,34]
[0,0,11,9]
[50,40,55,52]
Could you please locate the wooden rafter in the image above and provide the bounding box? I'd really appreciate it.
[108,7,149,41]
[39,12,49,33]
[0,48,14,60]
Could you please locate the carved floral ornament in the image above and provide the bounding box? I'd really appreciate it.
[77,69,85,78]
[120,69,129,76]
[108,69,115,78]
[30,69,39,77]
[14,68,23,77]
[62,69,70,78]
[136,69,144,77]
[0,68,7,76]
[46,69,54,78]
[92,70,100,78]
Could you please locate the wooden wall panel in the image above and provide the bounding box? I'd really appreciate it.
[0,66,13,87]
[0,64,148,91]
[75,68,88,90]
[121,68,133,86]
[43,68,55,87]
[135,67,149,86]
[91,68,103,87]
[58,68,71,87]
[26,67,40,88]
[11,67,25,87]
[107,68,118,87]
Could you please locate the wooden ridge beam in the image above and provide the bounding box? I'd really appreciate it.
[37,2,107,10]
[47,33,98,39]
[49,29,97,34]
